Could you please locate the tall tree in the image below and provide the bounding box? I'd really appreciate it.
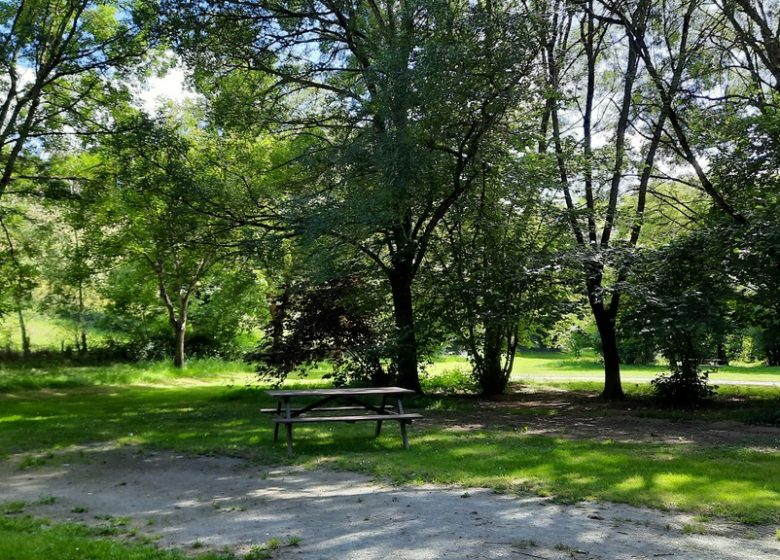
[162,0,541,391]
[539,0,703,398]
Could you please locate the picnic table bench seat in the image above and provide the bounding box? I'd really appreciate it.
[273,413,423,424]
[264,387,421,456]
[258,405,397,413]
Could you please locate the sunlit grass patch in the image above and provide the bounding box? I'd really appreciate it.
[0,359,256,392]
[0,516,234,560]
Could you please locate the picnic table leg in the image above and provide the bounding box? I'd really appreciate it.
[273,400,281,442]
[284,396,294,456]
[374,394,387,437]
[397,397,409,449]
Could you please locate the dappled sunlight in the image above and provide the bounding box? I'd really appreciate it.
[615,474,647,492]
[4,448,771,560]
[1,380,778,525]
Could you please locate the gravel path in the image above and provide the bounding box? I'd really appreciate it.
[1,448,778,560]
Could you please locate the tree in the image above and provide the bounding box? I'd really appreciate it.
[95,111,255,367]
[0,0,150,204]
[621,229,732,404]
[0,202,40,355]
[424,152,568,395]
[537,0,697,397]
[256,272,394,386]
[161,0,542,392]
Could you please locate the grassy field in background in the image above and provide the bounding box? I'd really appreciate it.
[428,351,780,384]
[0,360,778,525]
[0,313,120,352]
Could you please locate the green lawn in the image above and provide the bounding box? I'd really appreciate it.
[0,312,121,352]
[0,358,256,392]
[0,516,236,560]
[0,362,778,525]
[429,351,780,384]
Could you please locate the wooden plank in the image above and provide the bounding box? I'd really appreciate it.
[260,405,395,413]
[273,413,422,424]
[266,387,416,398]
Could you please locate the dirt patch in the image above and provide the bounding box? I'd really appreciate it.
[421,387,780,449]
[1,447,778,560]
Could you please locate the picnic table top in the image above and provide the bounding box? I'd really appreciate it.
[266,386,416,398]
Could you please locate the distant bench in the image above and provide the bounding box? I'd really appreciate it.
[263,387,422,456]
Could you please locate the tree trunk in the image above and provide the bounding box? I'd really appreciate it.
[268,285,290,353]
[766,336,780,367]
[78,281,87,354]
[17,308,30,358]
[173,323,186,369]
[389,269,422,393]
[593,307,624,400]
[479,322,508,396]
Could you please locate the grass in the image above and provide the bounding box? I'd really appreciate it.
[0,312,120,353]
[0,353,777,560]
[0,359,259,392]
[321,431,779,524]
[0,368,778,525]
[429,351,780,384]
[0,516,234,560]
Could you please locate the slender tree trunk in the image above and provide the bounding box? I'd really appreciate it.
[593,306,624,400]
[173,321,186,369]
[268,285,290,353]
[388,267,422,393]
[17,308,30,358]
[78,280,87,354]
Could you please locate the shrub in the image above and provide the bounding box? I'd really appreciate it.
[651,364,717,406]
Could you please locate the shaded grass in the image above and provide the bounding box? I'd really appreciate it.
[0,380,778,524]
[525,380,780,424]
[0,516,234,560]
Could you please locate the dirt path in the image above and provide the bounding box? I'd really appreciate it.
[1,448,777,560]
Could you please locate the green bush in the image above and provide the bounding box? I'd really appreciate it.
[651,367,717,406]
[421,367,477,393]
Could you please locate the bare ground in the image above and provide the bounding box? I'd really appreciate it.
[421,386,780,449]
[1,447,778,560]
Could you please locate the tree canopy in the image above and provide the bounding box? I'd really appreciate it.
[1,0,780,402]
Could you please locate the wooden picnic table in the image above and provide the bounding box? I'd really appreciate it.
[263,387,422,456]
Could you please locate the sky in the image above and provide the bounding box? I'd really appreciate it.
[138,65,197,113]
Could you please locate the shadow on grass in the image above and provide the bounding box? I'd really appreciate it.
[0,384,778,525]
[2,449,769,560]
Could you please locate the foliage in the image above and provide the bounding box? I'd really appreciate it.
[548,315,600,358]
[0,0,151,206]
[253,274,394,386]
[650,369,717,406]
